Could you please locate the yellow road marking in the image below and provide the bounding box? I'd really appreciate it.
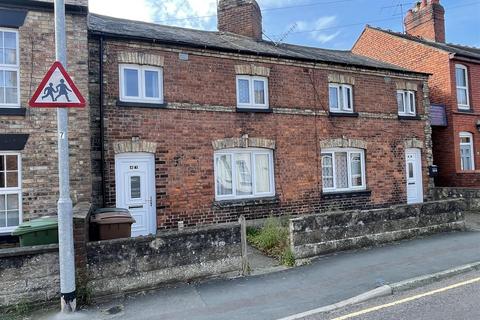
[331,276,480,320]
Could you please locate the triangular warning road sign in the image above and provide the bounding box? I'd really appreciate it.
[29,61,86,108]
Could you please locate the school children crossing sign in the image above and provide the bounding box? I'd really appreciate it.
[29,61,86,108]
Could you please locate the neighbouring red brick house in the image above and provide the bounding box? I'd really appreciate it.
[88,0,433,235]
[353,0,480,188]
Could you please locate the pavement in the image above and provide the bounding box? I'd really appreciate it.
[32,213,480,320]
[312,270,480,320]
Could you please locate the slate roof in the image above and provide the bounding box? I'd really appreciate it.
[88,13,425,75]
[368,26,480,61]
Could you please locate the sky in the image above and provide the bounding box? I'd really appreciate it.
[89,0,480,50]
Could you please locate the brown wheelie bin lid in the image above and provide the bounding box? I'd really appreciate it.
[91,209,135,225]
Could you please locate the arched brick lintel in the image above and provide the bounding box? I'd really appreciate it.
[212,136,276,151]
[113,140,157,154]
[320,138,367,150]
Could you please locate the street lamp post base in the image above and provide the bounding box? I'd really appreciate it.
[60,291,76,313]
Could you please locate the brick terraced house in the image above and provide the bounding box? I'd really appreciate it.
[353,0,480,188]
[88,0,433,235]
[0,0,91,241]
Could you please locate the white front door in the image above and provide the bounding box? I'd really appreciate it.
[115,153,156,237]
[405,148,423,204]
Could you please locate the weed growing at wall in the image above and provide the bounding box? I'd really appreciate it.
[247,217,295,267]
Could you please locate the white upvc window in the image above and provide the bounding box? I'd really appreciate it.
[460,132,475,171]
[456,64,470,110]
[236,75,269,109]
[397,90,416,116]
[0,153,22,233]
[119,64,164,103]
[321,148,366,192]
[329,83,353,113]
[214,148,275,200]
[0,28,20,108]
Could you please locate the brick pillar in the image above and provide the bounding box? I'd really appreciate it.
[72,203,92,289]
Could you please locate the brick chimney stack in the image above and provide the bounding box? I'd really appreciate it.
[404,0,446,43]
[217,0,263,41]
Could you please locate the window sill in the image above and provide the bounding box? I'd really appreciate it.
[457,107,473,113]
[236,107,272,113]
[0,108,26,116]
[398,115,421,120]
[456,170,480,174]
[116,100,168,109]
[329,112,358,118]
[213,196,279,208]
[321,189,371,200]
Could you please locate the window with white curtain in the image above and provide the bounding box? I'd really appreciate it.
[397,90,416,116]
[0,29,20,107]
[329,83,353,113]
[455,64,470,110]
[321,148,366,192]
[214,149,274,200]
[119,64,163,103]
[236,75,269,109]
[0,153,22,233]
[460,132,475,171]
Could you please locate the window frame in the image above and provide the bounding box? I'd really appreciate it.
[236,75,269,109]
[0,152,22,234]
[0,28,20,108]
[459,132,475,171]
[455,64,470,110]
[321,148,366,193]
[397,90,416,116]
[214,148,275,201]
[328,83,353,113]
[119,64,164,104]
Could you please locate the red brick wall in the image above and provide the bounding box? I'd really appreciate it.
[353,27,480,187]
[89,38,431,229]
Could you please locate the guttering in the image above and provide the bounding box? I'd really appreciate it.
[88,30,429,78]
[99,36,106,207]
[449,53,480,64]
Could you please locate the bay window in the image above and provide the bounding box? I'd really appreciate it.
[329,83,353,113]
[321,148,366,192]
[455,64,470,110]
[0,29,20,107]
[215,149,274,200]
[0,153,21,233]
[397,90,416,116]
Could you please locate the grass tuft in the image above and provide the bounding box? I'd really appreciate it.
[247,217,295,267]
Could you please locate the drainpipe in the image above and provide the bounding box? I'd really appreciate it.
[99,36,106,207]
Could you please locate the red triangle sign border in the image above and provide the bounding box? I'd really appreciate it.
[29,61,86,108]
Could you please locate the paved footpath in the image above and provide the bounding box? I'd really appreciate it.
[37,230,480,320]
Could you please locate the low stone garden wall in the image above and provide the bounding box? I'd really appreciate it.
[0,244,59,309]
[86,223,242,298]
[433,187,480,211]
[290,199,467,259]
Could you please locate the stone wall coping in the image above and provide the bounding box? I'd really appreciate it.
[0,243,58,258]
[87,222,241,247]
[290,199,464,222]
[73,202,92,220]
